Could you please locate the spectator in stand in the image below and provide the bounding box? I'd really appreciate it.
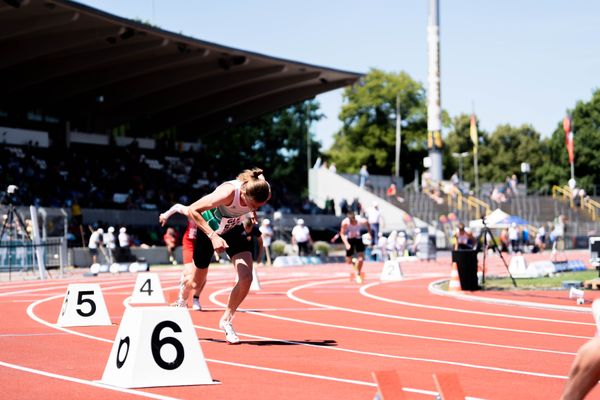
[163,227,179,265]
[324,196,335,215]
[359,165,369,188]
[291,218,312,256]
[259,218,273,266]
[508,223,520,253]
[535,225,546,252]
[366,202,383,246]
[386,182,404,203]
[339,198,349,215]
[509,174,519,196]
[499,228,510,252]
[350,197,362,215]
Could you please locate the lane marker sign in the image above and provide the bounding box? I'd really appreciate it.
[57,283,112,327]
[129,272,166,304]
[101,306,216,388]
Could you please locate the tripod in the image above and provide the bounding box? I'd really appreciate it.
[0,203,32,281]
[477,218,517,287]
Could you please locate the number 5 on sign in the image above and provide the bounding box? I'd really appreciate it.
[129,273,166,304]
[101,306,215,388]
[57,283,112,327]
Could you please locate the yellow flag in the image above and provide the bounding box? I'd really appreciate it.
[470,114,478,154]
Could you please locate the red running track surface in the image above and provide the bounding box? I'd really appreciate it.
[0,251,597,399]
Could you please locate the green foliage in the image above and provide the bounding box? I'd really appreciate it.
[271,240,287,257]
[206,100,322,203]
[313,241,330,256]
[478,124,544,185]
[539,88,600,193]
[326,69,432,182]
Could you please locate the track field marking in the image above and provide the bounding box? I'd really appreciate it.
[280,279,591,339]
[360,281,595,326]
[206,300,580,357]
[0,361,182,400]
[195,315,572,381]
[24,288,439,396]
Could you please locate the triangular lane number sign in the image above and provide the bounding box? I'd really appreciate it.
[57,283,112,327]
[101,306,216,388]
[129,272,166,304]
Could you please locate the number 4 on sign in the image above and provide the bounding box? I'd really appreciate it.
[57,283,112,327]
[129,273,166,304]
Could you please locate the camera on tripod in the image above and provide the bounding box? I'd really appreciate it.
[7,185,18,195]
[1,185,19,206]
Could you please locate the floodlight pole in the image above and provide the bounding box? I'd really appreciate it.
[395,93,401,179]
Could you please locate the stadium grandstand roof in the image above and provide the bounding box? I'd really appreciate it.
[0,0,362,140]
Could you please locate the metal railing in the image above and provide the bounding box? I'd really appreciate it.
[0,237,67,281]
[552,185,574,208]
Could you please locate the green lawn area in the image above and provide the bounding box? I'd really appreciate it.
[440,270,600,290]
[483,270,599,290]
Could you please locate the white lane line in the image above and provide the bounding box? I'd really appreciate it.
[0,360,182,400]
[23,280,430,395]
[360,281,595,326]
[282,279,590,339]
[429,279,594,314]
[209,285,580,354]
[0,333,70,337]
[197,323,570,380]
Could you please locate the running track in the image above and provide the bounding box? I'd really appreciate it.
[0,251,598,399]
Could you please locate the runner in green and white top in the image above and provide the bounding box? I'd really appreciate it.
[200,179,254,235]
[185,168,271,344]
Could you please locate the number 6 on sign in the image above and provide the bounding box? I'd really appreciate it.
[56,283,112,327]
[129,272,166,304]
[101,306,216,388]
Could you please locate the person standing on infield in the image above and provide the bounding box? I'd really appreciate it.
[340,211,371,284]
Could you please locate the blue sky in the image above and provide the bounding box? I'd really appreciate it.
[77,0,600,149]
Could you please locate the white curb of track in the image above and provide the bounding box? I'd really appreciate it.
[429,279,593,314]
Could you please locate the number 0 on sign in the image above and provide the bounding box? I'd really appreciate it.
[101,306,216,388]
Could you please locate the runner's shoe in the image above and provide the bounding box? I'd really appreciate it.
[355,273,363,284]
[192,297,202,311]
[219,319,240,344]
[171,299,186,308]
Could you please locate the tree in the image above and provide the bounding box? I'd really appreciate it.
[539,88,600,193]
[207,100,322,207]
[443,113,486,184]
[476,124,545,192]
[326,69,434,183]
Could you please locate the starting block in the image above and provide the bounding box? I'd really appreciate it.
[57,283,112,327]
[129,273,166,304]
[372,370,406,400]
[101,306,216,388]
[380,259,403,281]
[433,372,465,400]
[372,370,467,400]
